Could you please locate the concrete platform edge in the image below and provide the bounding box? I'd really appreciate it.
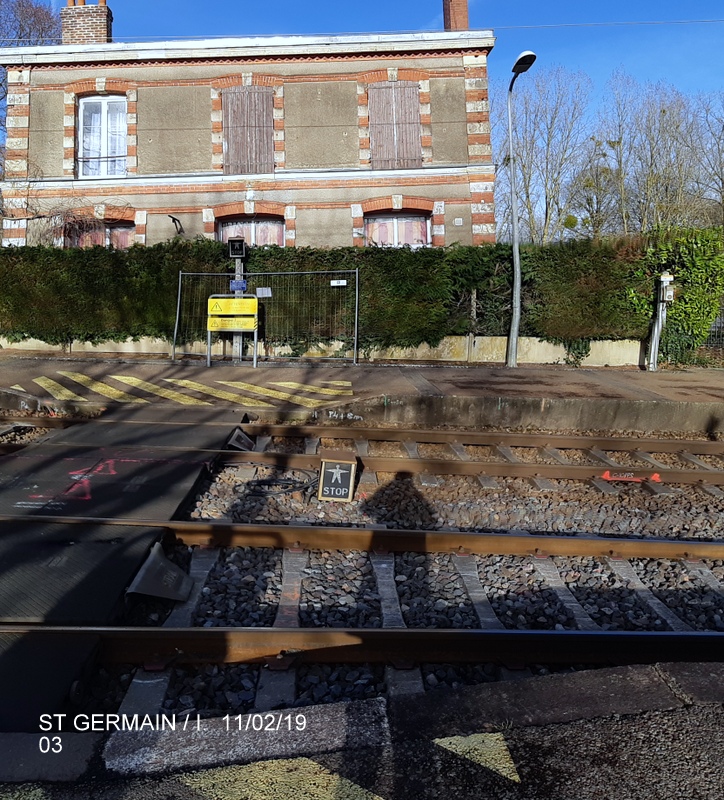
[338,394,724,433]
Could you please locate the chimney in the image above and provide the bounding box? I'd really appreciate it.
[443,0,469,30]
[61,0,113,45]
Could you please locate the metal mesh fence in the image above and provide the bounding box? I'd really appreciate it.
[704,299,724,348]
[173,270,358,361]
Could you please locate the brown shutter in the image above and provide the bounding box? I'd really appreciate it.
[394,82,422,169]
[223,85,274,174]
[368,81,421,170]
[369,83,397,170]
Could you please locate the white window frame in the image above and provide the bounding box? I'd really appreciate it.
[363,213,431,248]
[77,95,128,178]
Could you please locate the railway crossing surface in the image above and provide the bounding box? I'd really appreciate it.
[0,408,234,731]
[1,355,723,796]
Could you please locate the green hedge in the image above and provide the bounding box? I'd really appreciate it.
[0,230,722,362]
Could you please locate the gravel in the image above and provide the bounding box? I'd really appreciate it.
[193,547,282,628]
[395,552,479,629]
[164,664,259,717]
[477,555,578,630]
[0,423,50,445]
[629,558,724,631]
[294,663,385,706]
[421,662,499,691]
[299,550,381,628]
[190,461,724,540]
[554,557,671,631]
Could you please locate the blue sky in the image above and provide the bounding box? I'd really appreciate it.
[48,1,724,98]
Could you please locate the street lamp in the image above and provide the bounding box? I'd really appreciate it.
[505,50,536,368]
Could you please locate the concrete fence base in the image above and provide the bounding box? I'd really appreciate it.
[0,336,645,367]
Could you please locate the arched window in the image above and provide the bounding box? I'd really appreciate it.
[217,216,285,247]
[64,218,134,249]
[78,95,127,178]
[364,212,430,247]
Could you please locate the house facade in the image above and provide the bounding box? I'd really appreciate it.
[0,0,496,250]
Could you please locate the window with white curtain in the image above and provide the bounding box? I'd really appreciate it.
[217,217,285,247]
[364,213,430,247]
[64,220,134,249]
[78,95,127,178]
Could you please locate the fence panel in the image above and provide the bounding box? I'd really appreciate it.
[704,299,724,348]
[173,270,358,362]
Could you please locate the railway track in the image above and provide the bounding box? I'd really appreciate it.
[5,417,724,493]
[2,518,723,664]
[1,414,723,723]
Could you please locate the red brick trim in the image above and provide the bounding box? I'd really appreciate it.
[213,200,286,218]
[358,69,430,84]
[68,204,136,222]
[361,196,434,214]
[65,78,135,96]
[211,74,283,90]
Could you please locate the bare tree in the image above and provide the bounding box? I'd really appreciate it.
[0,0,61,135]
[690,92,724,229]
[592,73,707,233]
[628,84,703,230]
[566,137,619,241]
[492,66,593,244]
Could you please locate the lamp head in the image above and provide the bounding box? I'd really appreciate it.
[512,51,537,74]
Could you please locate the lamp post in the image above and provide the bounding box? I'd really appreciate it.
[505,50,536,368]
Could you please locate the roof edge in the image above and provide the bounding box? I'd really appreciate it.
[0,29,495,66]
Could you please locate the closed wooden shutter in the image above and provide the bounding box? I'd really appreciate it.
[223,85,274,174]
[368,81,421,170]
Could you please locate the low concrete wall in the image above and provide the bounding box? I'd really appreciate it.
[365,337,643,367]
[0,336,645,367]
[335,394,724,434]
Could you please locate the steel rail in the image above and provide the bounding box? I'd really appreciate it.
[2,515,724,559]
[4,416,724,455]
[6,440,723,484]
[0,416,74,429]
[219,450,724,486]
[238,423,724,455]
[0,626,721,665]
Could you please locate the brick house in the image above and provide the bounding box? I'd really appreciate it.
[0,0,495,250]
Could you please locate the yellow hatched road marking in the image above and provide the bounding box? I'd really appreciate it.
[57,372,149,403]
[434,733,521,783]
[110,375,211,405]
[272,381,354,396]
[163,379,274,407]
[11,384,25,392]
[320,380,352,386]
[180,758,386,800]
[33,377,87,402]
[218,381,326,408]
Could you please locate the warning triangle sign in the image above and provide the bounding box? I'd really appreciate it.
[211,302,222,312]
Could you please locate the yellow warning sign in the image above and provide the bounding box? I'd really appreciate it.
[207,316,258,332]
[207,297,258,315]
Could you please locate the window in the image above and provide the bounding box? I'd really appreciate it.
[64,219,134,249]
[368,81,422,170]
[222,85,274,174]
[364,213,430,247]
[217,217,284,247]
[78,96,127,178]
